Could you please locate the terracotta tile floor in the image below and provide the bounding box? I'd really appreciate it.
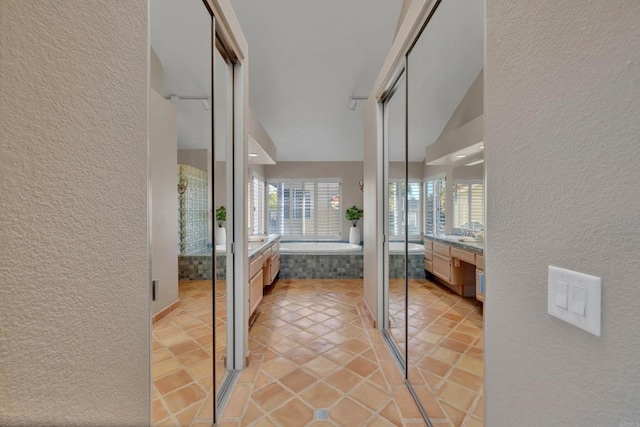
[153,277,483,426]
[389,278,484,427]
[152,279,227,426]
[218,278,426,426]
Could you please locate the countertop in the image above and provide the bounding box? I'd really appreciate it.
[424,234,484,254]
[248,234,280,260]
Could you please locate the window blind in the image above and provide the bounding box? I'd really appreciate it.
[267,179,341,239]
[389,180,422,239]
[424,176,446,235]
[251,175,265,235]
[453,181,484,231]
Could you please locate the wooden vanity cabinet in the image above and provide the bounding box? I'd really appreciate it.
[249,240,281,322]
[424,238,478,298]
[475,254,485,302]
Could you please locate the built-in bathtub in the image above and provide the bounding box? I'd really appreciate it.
[388,242,424,254]
[178,246,227,281]
[388,241,425,278]
[279,241,363,279]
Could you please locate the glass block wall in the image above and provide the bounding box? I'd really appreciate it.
[178,164,209,255]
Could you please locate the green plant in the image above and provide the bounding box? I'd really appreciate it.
[215,206,226,227]
[345,205,363,227]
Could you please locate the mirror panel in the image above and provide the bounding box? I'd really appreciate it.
[383,71,408,367]
[406,0,485,423]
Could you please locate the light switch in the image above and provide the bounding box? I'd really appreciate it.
[572,286,587,316]
[548,266,601,336]
[555,280,568,309]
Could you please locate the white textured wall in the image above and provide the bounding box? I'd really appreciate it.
[0,1,150,425]
[485,1,640,425]
[264,162,364,240]
[151,91,178,315]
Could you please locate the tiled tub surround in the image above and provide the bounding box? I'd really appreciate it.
[178,251,226,281]
[178,164,209,255]
[279,253,364,279]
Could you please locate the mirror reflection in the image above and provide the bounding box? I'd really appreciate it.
[405,0,485,423]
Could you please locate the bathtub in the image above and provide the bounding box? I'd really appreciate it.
[389,242,424,254]
[279,242,362,253]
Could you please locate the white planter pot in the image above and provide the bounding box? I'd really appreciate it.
[349,226,361,245]
[215,226,226,246]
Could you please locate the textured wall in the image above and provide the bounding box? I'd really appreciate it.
[485,0,640,425]
[0,1,150,425]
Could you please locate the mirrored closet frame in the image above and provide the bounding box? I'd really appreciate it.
[378,1,445,426]
[199,0,249,421]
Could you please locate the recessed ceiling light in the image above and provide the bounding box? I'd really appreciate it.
[456,154,467,158]
[249,153,258,158]
[465,159,484,166]
[479,145,484,149]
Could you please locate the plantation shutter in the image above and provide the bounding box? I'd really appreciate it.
[316,180,341,237]
[436,177,446,235]
[251,175,265,234]
[267,179,341,239]
[425,180,434,235]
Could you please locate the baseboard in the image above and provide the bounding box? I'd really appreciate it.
[359,300,377,328]
[152,300,180,323]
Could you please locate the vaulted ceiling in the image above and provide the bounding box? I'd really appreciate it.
[231,0,403,161]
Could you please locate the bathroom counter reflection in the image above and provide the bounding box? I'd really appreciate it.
[248,234,281,323]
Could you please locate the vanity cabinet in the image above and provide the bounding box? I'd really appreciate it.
[248,239,281,322]
[424,238,479,298]
[475,254,485,302]
[424,240,433,274]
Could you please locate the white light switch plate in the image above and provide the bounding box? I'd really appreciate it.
[548,266,601,336]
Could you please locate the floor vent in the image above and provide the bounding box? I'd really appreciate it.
[314,409,329,420]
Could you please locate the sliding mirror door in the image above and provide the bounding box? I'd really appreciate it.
[213,40,235,414]
[383,70,408,367]
[406,0,485,424]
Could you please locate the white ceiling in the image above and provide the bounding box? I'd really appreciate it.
[150,0,483,164]
[389,0,484,162]
[230,0,402,161]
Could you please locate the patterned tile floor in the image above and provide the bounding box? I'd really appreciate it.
[218,278,426,426]
[389,279,484,427]
[152,280,227,426]
[153,277,484,426]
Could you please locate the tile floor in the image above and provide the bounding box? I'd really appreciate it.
[153,277,484,426]
[389,279,484,426]
[218,278,426,426]
[152,279,227,426]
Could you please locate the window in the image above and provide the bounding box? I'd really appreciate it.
[250,175,266,234]
[267,179,341,239]
[424,176,446,235]
[453,181,484,231]
[388,180,422,239]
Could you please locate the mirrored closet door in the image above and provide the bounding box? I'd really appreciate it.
[382,69,408,369]
[405,0,485,424]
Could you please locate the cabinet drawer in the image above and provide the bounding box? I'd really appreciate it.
[424,249,433,261]
[433,242,450,257]
[249,270,264,315]
[476,268,485,302]
[432,252,450,283]
[424,259,433,273]
[271,257,280,283]
[476,254,484,270]
[451,247,475,265]
[262,246,272,259]
[423,240,433,251]
[249,254,264,278]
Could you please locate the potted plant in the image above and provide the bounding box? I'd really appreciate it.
[215,206,226,246]
[345,205,363,245]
